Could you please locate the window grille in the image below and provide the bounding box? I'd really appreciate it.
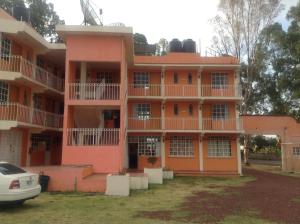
[293,147,300,156]
[0,37,11,60]
[170,136,194,157]
[208,136,231,157]
[212,104,228,119]
[133,72,149,88]
[0,81,8,103]
[128,136,161,156]
[212,73,228,89]
[134,103,151,120]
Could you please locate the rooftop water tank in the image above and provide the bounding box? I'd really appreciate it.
[12,6,30,22]
[169,39,182,52]
[182,39,196,53]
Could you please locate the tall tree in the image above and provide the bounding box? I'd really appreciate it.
[133,33,148,45]
[0,0,64,40]
[210,0,283,164]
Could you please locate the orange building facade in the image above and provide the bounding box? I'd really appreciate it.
[0,9,244,176]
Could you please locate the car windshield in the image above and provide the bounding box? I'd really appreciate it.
[0,163,26,175]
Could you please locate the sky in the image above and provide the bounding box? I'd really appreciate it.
[49,0,298,54]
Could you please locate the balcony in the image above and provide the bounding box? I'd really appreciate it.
[165,118,199,130]
[127,117,243,132]
[201,85,242,99]
[68,83,120,101]
[0,55,64,93]
[127,84,242,99]
[202,118,243,132]
[67,128,119,146]
[0,102,63,130]
[128,117,161,130]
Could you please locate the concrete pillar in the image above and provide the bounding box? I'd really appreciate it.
[198,101,203,131]
[199,134,204,172]
[197,67,202,97]
[161,102,165,130]
[237,136,242,175]
[80,62,87,84]
[161,66,165,97]
[161,134,165,168]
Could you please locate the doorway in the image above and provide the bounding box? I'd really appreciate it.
[128,143,138,169]
[0,130,22,165]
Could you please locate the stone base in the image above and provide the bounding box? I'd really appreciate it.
[130,173,148,190]
[144,168,163,184]
[105,174,130,196]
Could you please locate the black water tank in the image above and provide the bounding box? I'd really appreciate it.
[182,39,196,53]
[169,39,182,52]
[12,6,30,22]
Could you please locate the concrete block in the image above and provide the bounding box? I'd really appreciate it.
[144,168,163,184]
[105,174,130,196]
[163,170,174,179]
[130,174,148,190]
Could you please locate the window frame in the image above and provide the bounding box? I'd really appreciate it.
[173,72,178,84]
[212,73,228,89]
[188,72,193,84]
[0,36,11,60]
[293,147,300,157]
[212,104,228,120]
[134,103,151,120]
[128,136,161,157]
[133,72,150,88]
[169,136,194,157]
[174,104,179,115]
[189,104,193,116]
[208,136,231,157]
[0,81,9,103]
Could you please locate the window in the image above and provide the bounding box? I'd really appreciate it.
[173,72,178,84]
[188,73,193,84]
[212,104,228,119]
[208,136,231,157]
[0,37,11,60]
[134,72,149,88]
[293,147,300,156]
[30,134,51,151]
[0,81,8,103]
[212,73,228,89]
[170,136,194,157]
[0,163,26,175]
[128,136,161,157]
[134,103,150,120]
[96,71,113,83]
[189,104,193,116]
[174,104,178,115]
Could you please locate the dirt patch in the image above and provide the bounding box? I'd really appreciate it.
[142,169,300,224]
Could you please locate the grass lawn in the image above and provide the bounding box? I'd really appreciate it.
[0,174,276,224]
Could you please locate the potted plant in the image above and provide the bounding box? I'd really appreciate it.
[105,169,130,196]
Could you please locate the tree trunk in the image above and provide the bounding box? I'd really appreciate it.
[243,135,251,165]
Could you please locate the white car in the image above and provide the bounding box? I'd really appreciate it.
[0,162,41,205]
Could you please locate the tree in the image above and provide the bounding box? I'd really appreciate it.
[157,38,168,56]
[0,0,64,41]
[210,0,284,164]
[133,33,148,45]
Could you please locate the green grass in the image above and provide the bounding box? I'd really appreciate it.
[0,175,269,224]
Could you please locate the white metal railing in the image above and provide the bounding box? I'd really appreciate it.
[201,85,242,97]
[0,102,63,129]
[0,55,64,92]
[128,84,161,97]
[67,128,120,146]
[68,83,120,100]
[165,84,198,97]
[128,117,161,130]
[202,118,242,131]
[165,117,199,130]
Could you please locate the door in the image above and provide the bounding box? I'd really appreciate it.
[0,130,22,165]
[128,143,138,169]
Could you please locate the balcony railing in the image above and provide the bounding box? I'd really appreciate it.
[67,128,120,146]
[128,84,161,97]
[165,84,198,97]
[165,118,199,130]
[68,83,120,100]
[202,118,242,131]
[0,102,63,129]
[201,85,242,97]
[127,117,242,131]
[128,117,161,130]
[0,55,64,92]
[127,84,242,98]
